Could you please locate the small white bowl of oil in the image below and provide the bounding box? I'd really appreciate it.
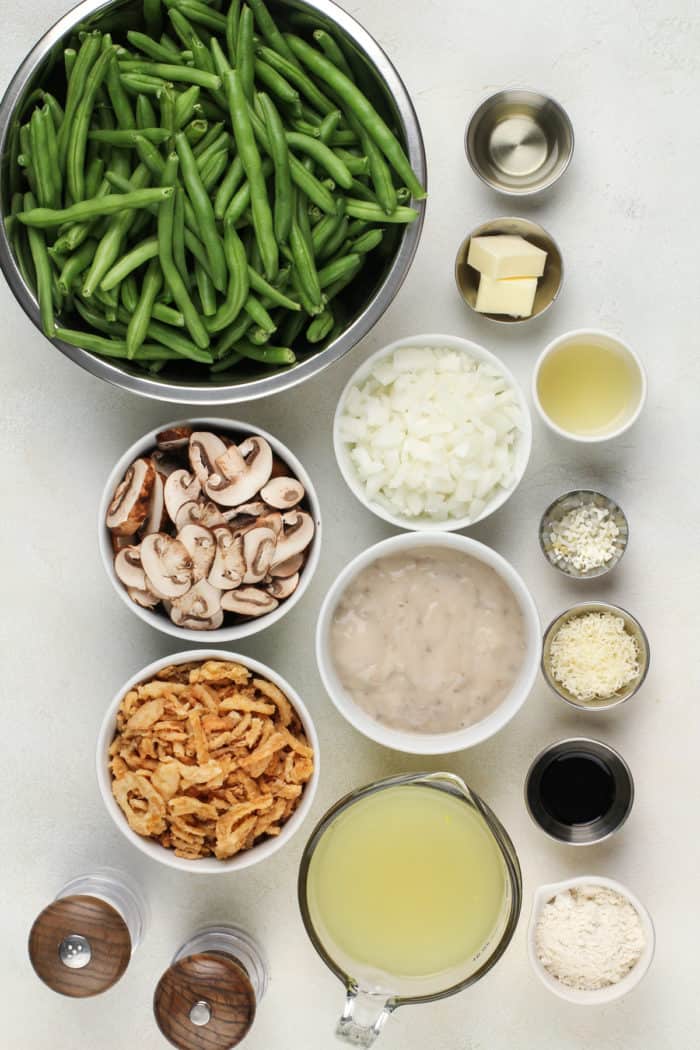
[533,329,646,443]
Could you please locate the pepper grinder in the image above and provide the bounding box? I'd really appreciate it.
[28,867,147,998]
[154,925,269,1050]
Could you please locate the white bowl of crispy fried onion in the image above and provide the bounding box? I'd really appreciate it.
[97,651,319,873]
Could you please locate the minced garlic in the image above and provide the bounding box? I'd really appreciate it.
[549,612,640,702]
[547,505,619,574]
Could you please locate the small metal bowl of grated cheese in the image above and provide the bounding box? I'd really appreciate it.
[539,490,628,579]
[542,602,650,711]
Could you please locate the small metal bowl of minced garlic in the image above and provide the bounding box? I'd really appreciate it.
[542,601,650,711]
[539,489,629,579]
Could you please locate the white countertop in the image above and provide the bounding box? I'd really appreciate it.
[3,0,698,1046]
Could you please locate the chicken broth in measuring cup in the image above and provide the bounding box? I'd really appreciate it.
[329,547,526,734]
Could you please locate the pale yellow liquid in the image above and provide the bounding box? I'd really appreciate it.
[306,785,506,982]
[537,343,639,436]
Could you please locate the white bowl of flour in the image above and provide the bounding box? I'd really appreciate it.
[528,876,655,1004]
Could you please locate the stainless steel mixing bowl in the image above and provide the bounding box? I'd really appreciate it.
[0,0,426,404]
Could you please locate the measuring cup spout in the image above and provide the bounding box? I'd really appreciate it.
[336,987,395,1047]
[418,770,474,801]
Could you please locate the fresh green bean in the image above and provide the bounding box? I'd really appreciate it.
[157,152,210,347]
[120,274,139,312]
[318,108,341,144]
[237,339,295,364]
[256,45,335,116]
[247,0,299,67]
[209,36,232,80]
[160,32,183,57]
[195,261,217,315]
[183,118,209,146]
[236,5,255,102]
[23,192,54,337]
[81,166,153,296]
[105,53,136,130]
[277,303,306,348]
[225,0,241,62]
[52,177,110,251]
[253,59,301,114]
[213,155,244,219]
[312,29,353,79]
[136,94,158,131]
[41,92,65,131]
[247,265,299,310]
[101,236,159,290]
[317,214,348,262]
[174,131,227,290]
[324,253,363,301]
[66,46,115,202]
[89,127,172,146]
[174,85,201,128]
[285,131,353,189]
[144,0,163,37]
[152,302,185,326]
[307,305,334,342]
[175,0,228,32]
[343,199,419,223]
[192,121,225,157]
[257,92,292,244]
[206,219,249,332]
[213,308,252,358]
[310,198,345,256]
[224,69,278,280]
[357,119,397,214]
[18,187,172,228]
[56,325,177,360]
[289,220,322,311]
[133,312,214,362]
[126,258,162,356]
[118,61,222,92]
[134,134,166,179]
[29,109,54,208]
[334,147,369,176]
[128,30,182,64]
[57,32,102,170]
[195,130,229,169]
[85,158,105,199]
[159,84,176,136]
[121,73,170,96]
[328,129,357,147]
[57,238,99,293]
[200,150,229,193]
[317,251,361,289]
[63,48,77,81]
[349,226,385,254]
[286,35,426,199]
[172,188,188,284]
[40,105,62,204]
[210,348,243,371]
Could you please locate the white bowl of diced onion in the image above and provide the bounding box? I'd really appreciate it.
[333,334,532,531]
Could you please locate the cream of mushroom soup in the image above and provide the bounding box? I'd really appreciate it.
[329,547,526,734]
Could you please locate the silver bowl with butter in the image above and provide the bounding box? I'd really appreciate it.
[455,218,563,324]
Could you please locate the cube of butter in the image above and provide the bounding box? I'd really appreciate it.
[468,234,546,279]
[475,274,538,317]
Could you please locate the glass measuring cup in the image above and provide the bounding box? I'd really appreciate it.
[298,772,521,1047]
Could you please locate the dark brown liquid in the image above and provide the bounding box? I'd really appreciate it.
[539,752,615,825]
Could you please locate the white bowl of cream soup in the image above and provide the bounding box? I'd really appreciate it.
[316,532,541,754]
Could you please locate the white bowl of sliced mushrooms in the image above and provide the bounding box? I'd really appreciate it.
[99,419,321,641]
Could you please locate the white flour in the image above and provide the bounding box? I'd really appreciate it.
[536,885,646,990]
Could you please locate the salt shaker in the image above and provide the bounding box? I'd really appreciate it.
[154,925,269,1049]
[28,867,147,998]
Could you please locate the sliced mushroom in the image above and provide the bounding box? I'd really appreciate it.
[206,436,273,507]
[208,528,246,590]
[142,470,166,536]
[189,431,228,486]
[106,458,155,536]
[127,585,160,609]
[156,425,192,451]
[221,587,279,617]
[151,449,186,478]
[269,455,289,479]
[221,500,268,522]
[170,579,223,629]
[269,552,305,578]
[114,546,147,590]
[175,499,226,531]
[111,533,133,555]
[140,533,194,599]
[242,526,277,584]
[272,510,315,566]
[264,572,300,600]
[260,476,305,510]
[164,469,201,523]
[254,511,283,537]
[178,524,216,582]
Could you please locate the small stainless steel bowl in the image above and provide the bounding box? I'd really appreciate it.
[542,601,650,711]
[525,737,634,845]
[539,490,629,579]
[0,0,426,405]
[455,217,563,324]
[465,89,574,196]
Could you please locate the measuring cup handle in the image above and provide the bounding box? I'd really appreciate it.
[336,988,394,1047]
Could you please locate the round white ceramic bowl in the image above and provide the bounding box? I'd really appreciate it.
[528,875,655,1004]
[98,418,322,643]
[315,531,541,754]
[532,328,647,444]
[333,333,532,531]
[97,650,320,874]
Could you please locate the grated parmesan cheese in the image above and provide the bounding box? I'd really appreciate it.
[547,505,619,574]
[548,612,640,702]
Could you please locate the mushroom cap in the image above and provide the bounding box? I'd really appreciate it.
[171,579,223,626]
[114,545,147,590]
[164,469,201,523]
[142,469,166,536]
[269,552,305,578]
[127,585,160,609]
[189,431,228,486]
[175,499,226,531]
[170,604,224,631]
[220,586,279,617]
[260,476,305,510]
[140,533,194,599]
[106,458,155,536]
[272,510,315,566]
[156,425,192,451]
[177,524,216,582]
[221,500,268,522]
[206,436,273,507]
[208,527,246,590]
[264,572,300,600]
[242,526,277,584]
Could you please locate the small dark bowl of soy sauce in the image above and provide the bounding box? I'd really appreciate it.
[525,738,634,844]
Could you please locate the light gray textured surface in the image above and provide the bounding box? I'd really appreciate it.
[2,0,699,1047]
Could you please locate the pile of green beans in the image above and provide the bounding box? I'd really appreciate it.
[7,0,425,375]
